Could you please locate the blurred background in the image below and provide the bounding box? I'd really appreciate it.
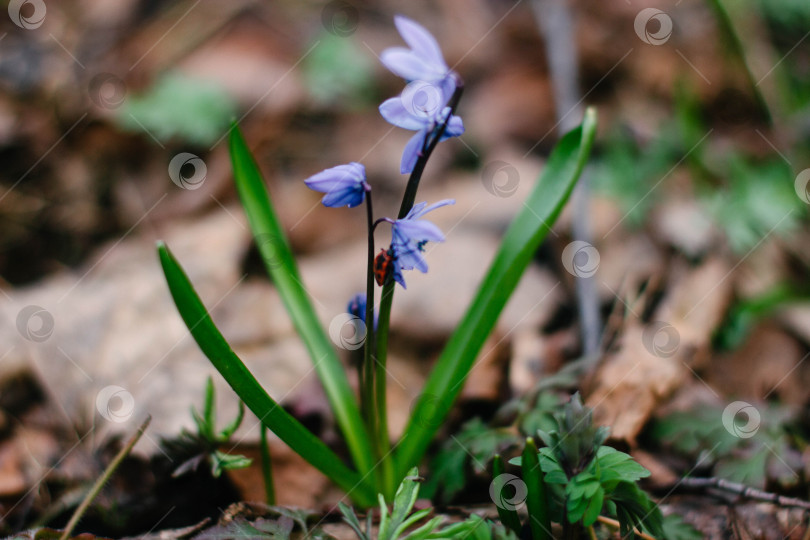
[0,0,809,537]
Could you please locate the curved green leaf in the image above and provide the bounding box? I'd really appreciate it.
[396,108,598,476]
[157,242,374,506]
[523,438,552,540]
[228,125,374,479]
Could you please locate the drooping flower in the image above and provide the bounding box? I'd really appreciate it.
[379,99,464,174]
[304,162,369,208]
[380,15,457,101]
[387,199,454,288]
[347,293,367,322]
[347,292,377,328]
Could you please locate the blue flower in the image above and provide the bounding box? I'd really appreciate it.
[381,16,456,99]
[347,293,367,322]
[379,98,464,174]
[304,162,369,208]
[388,199,454,288]
[348,293,377,328]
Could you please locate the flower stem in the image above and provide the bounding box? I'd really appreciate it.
[375,280,395,497]
[397,81,464,219]
[363,189,378,463]
[374,82,464,489]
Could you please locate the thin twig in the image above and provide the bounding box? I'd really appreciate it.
[676,477,810,511]
[596,515,657,540]
[60,416,151,540]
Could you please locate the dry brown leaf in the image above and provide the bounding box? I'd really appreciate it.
[706,325,807,404]
[655,256,733,369]
[588,324,686,444]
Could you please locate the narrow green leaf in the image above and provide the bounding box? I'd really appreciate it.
[339,502,370,540]
[396,108,598,475]
[492,455,522,535]
[211,450,252,477]
[259,424,276,505]
[203,376,216,435]
[228,125,374,479]
[522,438,552,540]
[157,242,374,506]
[219,400,245,441]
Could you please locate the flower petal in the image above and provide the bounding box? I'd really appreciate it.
[395,219,446,243]
[393,15,446,69]
[304,162,365,192]
[391,260,407,289]
[304,162,366,208]
[400,131,425,174]
[321,186,364,208]
[391,234,427,273]
[440,114,464,140]
[379,98,425,131]
[380,48,440,82]
[406,198,455,220]
[398,247,428,273]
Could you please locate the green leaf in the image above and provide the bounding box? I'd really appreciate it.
[609,482,664,538]
[210,450,252,477]
[380,467,421,540]
[400,516,443,540]
[424,418,519,502]
[566,473,600,524]
[118,72,236,146]
[595,447,650,483]
[220,400,245,441]
[661,514,702,540]
[539,449,567,484]
[302,33,375,107]
[396,108,598,477]
[522,438,552,540]
[581,485,604,527]
[228,125,374,481]
[339,502,370,540]
[203,376,216,434]
[492,455,522,535]
[157,242,374,506]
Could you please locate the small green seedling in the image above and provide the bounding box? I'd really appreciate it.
[339,467,490,540]
[169,376,252,478]
[506,394,664,538]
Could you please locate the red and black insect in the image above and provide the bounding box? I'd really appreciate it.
[374,248,395,286]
